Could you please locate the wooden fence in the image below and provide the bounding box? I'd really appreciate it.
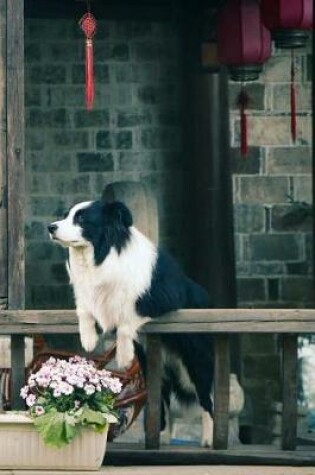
[1,308,315,465]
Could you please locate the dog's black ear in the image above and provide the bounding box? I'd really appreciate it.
[103,201,133,228]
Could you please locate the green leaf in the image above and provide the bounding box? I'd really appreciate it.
[79,405,107,431]
[33,409,78,448]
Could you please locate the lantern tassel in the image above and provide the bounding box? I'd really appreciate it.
[290,50,297,142]
[237,88,250,157]
[85,39,94,111]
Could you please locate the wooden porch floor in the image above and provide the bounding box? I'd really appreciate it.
[0,467,314,475]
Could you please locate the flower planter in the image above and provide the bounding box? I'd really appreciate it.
[0,412,116,470]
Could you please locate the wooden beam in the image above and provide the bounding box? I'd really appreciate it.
[10,334,25,409]
[145,334,162,449]
[281,334,298,450]
[0,0,7,304]
[213,335,230,449]
[7,0,25,310]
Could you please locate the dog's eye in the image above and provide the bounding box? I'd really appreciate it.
[75,212,84,224]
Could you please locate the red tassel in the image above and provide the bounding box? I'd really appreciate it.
[237,88,250,157]
[85,39,94,110]
[79,13,97,111]
[290,50,297,143]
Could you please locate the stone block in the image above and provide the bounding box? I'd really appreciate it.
[231,147,261,175]
[30,173,50,194]
[29,151,72,172]
[271,204,312,232]
[28,108,68,128]
[137,84,178,105]
[116,130,133,149]
[286,262,311,276]
[263,54,303,82]
[114,63,158,84]
[266,147,311,175]
[96,131,111,149]
[49,174,92,195]
[30,197,67,218]
[237,278,266,302]
[267,278,279,301]
[294,175,312,203]
[239,176,289,204]
[27,130,46,151]
[26,241,60,261]
[25,87,41,107]
[273,84,312,112]
[246,234,302,261]
[74,110,109,128]
[242,334,277,354]
[247,262,285,276]
[113,22,152,39]
[53,131,89,149]
[28,65,66,84]
[133,41,176,62]
[229,83,265,111]
[140,127,181,149]
[109,85,133,106]
[281,277,314,303]
[116,109,152,127]
[47,42,79,62]
[234,204,265,233]
[77,153,114,172]
[234,116,311,147]
[25,221,46,240]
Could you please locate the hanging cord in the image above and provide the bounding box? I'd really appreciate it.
[290,49,297,142]
[237,85,249,157]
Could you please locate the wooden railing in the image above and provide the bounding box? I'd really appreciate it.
[1,308,315,462]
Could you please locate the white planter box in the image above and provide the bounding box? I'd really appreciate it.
[0,412,116,470]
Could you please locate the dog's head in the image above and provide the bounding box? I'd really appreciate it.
[48,200,133,264]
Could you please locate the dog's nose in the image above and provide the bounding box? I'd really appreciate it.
[48,224,58,234]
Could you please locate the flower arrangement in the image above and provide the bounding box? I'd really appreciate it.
[20,355,122,448]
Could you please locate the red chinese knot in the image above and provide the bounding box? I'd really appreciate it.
[79,13,97,40]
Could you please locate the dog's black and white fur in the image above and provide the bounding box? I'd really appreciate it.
[48,200,223,446]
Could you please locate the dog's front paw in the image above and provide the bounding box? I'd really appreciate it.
[116,338,134,368]
[80,328,99,353]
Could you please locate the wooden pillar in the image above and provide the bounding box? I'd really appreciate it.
[145,335,162,449]
[7,0,25,409]
[0,0,7,309]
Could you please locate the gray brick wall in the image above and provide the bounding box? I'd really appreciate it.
[230,43,313,443]
[25,19,185,309]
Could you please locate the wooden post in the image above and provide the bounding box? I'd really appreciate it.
[7,0,25,409]
[145,334,162,449]
[213,334,230,449]
[281,334,297,450]
[0,0,7,306]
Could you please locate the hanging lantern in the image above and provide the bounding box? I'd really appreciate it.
[260,0,313,49]
[261,0,313,142]
[217,0,271,156]
[79,11,97,111]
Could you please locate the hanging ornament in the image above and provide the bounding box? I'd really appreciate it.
[79,11,97,111]
[261,0,313,49]
[217,0,271,156]
[261,0,313,143]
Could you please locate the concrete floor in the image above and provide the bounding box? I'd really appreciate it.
[1,468,315,475]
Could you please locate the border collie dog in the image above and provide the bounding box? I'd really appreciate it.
[48,200,218,446]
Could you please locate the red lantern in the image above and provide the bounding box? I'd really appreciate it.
[261,0,313,49]
[217,0,272,82]
[217,0,271,156]
[261,0,313,142]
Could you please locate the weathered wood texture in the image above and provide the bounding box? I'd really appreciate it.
[213,335,230,450]
[0,0,7,302]
[281,335,298,451]
[1,309,315,334]
[145,335,162,450]
[7,0,25,310]
[10,334,25,409]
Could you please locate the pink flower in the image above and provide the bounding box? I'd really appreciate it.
[84,384,95,395]
[20,385,29,399]
[34,405,45,416]
[26,394,36,407]
[53,388,62,398]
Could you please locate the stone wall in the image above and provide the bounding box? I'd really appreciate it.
[25,19,186,309]
[230,44,313,443]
